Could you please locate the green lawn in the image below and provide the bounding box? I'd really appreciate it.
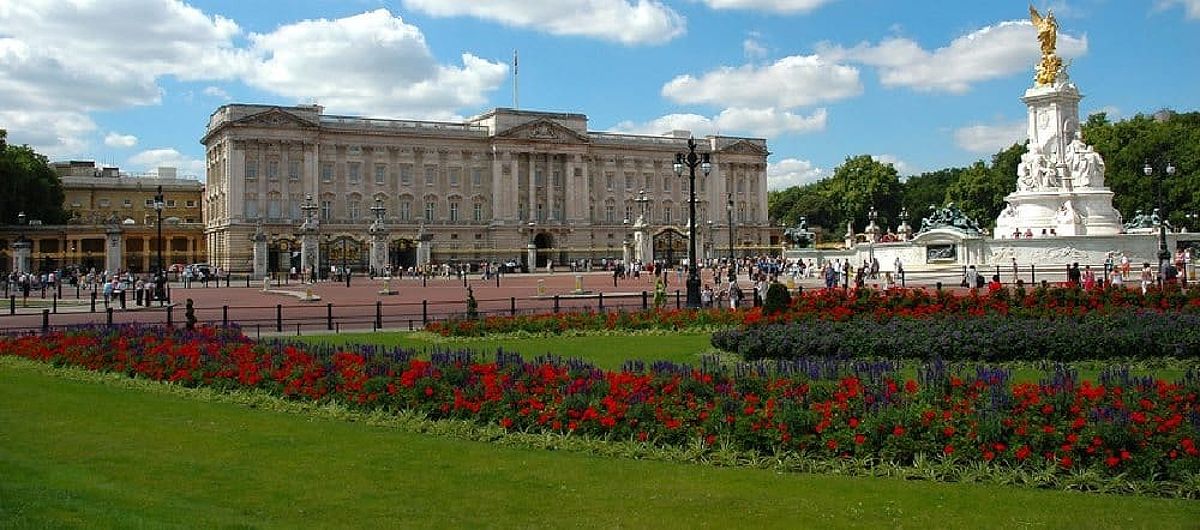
[293,331,1193,382]
[2,361,1198,529]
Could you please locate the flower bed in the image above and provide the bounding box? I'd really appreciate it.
[713,310,1200,362]
[3,325,1198,493]
[424,285,1200,338]
[426,308,744,337]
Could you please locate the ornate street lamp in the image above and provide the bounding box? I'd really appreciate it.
[867,205,878,267]
[674,138,711,309]
[706,219,714,262]
[1143,161,1175,280]
[154,186,164,298]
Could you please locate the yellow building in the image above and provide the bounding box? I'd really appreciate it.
[1,162,206,274]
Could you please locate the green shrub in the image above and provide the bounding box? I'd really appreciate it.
[762,282,791,315]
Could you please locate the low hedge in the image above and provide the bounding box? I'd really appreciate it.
[713,310,1200,362]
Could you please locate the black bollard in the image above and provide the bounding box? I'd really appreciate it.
[276,304,282,332]
[422,300,428,326]
[41,309,49,333]
[675,290,681,310]
[375,301,382,330]
[936,281,943,292]
[90,291,96,313]
[642,291,648,310]
[554,295,560,314]
[510,296,516,316]
[166,305,174,328]
[327,303,334,331]
[9,295,14,316]
[106,307,114,327]
[598,292,604,311]
[223,305,229,327]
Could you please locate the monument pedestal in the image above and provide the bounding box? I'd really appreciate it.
[995,77,1122,238]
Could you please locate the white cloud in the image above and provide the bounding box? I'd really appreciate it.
[244,9,508,120]
[609,107,825,138]
[0,0,248,157]
[871,154,913,175]
[953,120,1027,154]
[743,34,768,60]
[104,132,139,149]
[715,107,826,137]
[128,148,205,178]
[203,86,230,100]
[662,55,861,109]
[0,110,96,158]
[1087,105,1121,120]
[767,158,826,189]
[1157,0,1200,19]
[816,21,1087,93]
[401,0,685,45]
[700,0,834,14]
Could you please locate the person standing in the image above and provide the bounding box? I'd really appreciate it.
[1140,262,1154,294]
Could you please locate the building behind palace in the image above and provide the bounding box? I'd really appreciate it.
[201,104,776,273]
[1,161,205,274]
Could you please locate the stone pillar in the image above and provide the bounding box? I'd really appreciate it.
[300,232,318,279]
[369,223,389,276]
[416,239,432,267]
[12,239,31,274]
[622,238,632,266]
[252,233,268,280]
[547,154,557,222]
[105,226,123,273]
[526,242,537,269]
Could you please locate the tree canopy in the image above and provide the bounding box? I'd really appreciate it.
[0,130,68,226]
[770,111,1200,235]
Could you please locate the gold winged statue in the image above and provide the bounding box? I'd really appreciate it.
[1029,5,1061,85]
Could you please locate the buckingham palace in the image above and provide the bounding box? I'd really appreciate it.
[201,104,775,274]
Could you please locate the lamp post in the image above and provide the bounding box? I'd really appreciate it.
[1186,212,1199,232]
[674,138,711,309]
[14,211,29,274]
[867,205,878,268]
[154,185,164,300]
[1143,161,1175,280]
[726,194,736,282]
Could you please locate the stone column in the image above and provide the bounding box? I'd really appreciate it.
[547,154,557,222]
[300,231,318,279]
[369,222,389,276]
[526,242,537,269]
[105,226,123,273]
[12,239,31,274]
[416,239,432,267]
[252,232,268,280]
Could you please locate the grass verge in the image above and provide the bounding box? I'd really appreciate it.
[2,357,1198,529]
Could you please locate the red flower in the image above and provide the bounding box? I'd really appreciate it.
[855,434,866,445]
[826,439,839,450]
[943,444,955,455]
[1015,445,1032,460]
[1106,456,1120,468]
[848,417,859,428]
[892,425,906,437]
[499,417,513,429]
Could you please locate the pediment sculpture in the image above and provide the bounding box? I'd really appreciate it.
[919,203,982,235]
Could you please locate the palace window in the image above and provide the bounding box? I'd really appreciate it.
[268,197,281,218]
[664,207,672,224]
[375,164,386,185]
[625,206,633,222]
[267,159,279,181]
[449,168,461,187]
[605,204,615,223]
[663,175,671,192]
[166,199,176,208]
[424,201,436,221]
[400,165,412,186]
[245,199,259,217]
[534,168,544,187]
[399,201,411,221]
[605,172,614,191]
[424,166,436,186]
[553,170,562,189]
[288,160,301,181]
[625,173,633,190]
[320,201,332,220]
[348,200,361,220]
[123,199,132,208]
[473,203,483,222]
[348,162,361,184]
[449,201,460,222]
[471,168,483,187]
[245,159,258,180]
[321,163,334,182]
[736,179,744,193]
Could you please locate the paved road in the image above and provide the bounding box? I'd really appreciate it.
[0,266,1072,334]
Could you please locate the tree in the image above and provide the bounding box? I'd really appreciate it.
[825,155,902,233]
[902,168,963,231]
[940,143,1022,229]
[0,130,68,225]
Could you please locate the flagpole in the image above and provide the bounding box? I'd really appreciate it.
[513,49,519,110]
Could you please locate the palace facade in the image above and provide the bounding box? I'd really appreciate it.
[201,104,775,273]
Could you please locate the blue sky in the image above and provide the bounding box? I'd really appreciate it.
[2,0,1197,189]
